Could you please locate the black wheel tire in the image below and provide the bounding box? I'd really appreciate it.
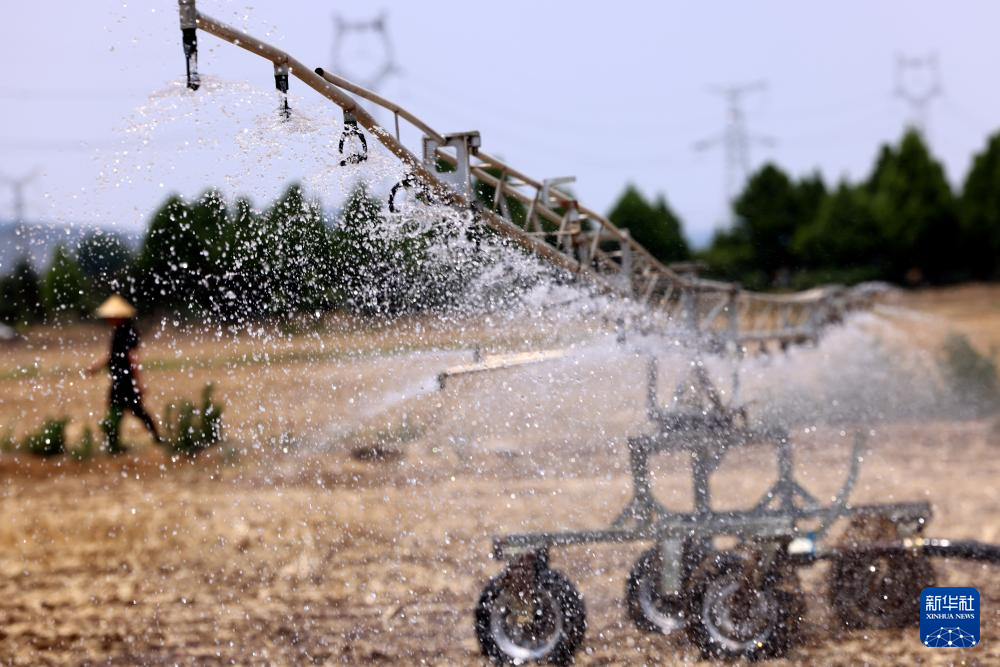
[828,550,935,629]
[685,554,800,661]
[626,548,687,635]
[475,568,587,665]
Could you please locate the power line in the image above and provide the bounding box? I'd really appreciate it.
[0,88,148,101]
[694,81,775,214]
[0,133,209,152]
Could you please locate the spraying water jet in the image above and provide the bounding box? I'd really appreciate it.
[169,2,1000,663]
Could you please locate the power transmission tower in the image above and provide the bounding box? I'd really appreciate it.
[694,81,775,213]
[894,52,942,135]
[330,12,399,91]
[0,169,39,223]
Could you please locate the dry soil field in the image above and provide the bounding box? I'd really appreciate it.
[0,285,998,666]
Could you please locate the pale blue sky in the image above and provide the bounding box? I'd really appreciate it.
[1,1,998,246]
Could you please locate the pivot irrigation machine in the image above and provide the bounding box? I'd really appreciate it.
[174,3,1000,663]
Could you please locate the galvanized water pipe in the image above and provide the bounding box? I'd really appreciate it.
[184,6,590,280]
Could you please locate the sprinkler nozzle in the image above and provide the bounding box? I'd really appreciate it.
[182,28,200,91]
[338,110,368,166]
[178,0,200,90]
[274,62,290,119]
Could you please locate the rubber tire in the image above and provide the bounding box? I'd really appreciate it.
[475,568,586,665]
[626,548,687,635]
[685,554,800,661]
[828,550,935,629]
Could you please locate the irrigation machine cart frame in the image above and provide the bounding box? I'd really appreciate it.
[473,356,999,664]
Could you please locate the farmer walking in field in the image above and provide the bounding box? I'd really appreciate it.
[86,295,161,453]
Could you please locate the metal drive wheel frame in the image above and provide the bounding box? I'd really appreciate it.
[626,547,689,635]
[488,585,564,661]
[685,553,800,661]
[475,554,587,666]
[827,515,937,629]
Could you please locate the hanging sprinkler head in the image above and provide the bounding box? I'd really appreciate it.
[178,0,200,90]
[337,109,368,166]
[274,62,291,120]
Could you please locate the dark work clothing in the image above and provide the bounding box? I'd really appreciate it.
[102,319,159,452]
[109,320,141,407]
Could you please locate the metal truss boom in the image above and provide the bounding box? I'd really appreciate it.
[177,2,876,351]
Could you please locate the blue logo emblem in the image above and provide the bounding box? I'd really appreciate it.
[921,587,980,647]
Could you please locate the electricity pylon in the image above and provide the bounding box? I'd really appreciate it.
[894,52,942,135]
[330,12,399,91]
[0,169,39,223]
[694,82,775,214]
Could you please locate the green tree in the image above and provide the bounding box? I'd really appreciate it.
[42,245,92,319]
[866,129,958,282]
[607,185,690,264]
[959,131,1000,279]
[795,171,828,231]
[216,196,266,318]
[335,184,408,315]
[136,190,235,316]
[700,166,830,287]
[700,225,764,288]
[135,186,342,321]
[651,195,691,262]
[255,184,336,316]
[792,182,885,281]
[77,230,132,294]
[334,183,473,315]
[0,258,45,326]
[731,163,802,282]
[187,189,231,310]
[135,195,196,311]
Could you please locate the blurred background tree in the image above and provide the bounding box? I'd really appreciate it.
[698,128,981,289]
[77,230,132,295]
[791,182,885,286]
[42,245,92,320]
[960,131,1000,280]
[0,258,46,326]
[134,194,199,313]
[865,129,958,283]
[607,185,690,265]
[256,184,338,317]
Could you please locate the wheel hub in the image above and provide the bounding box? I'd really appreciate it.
[490,588,563,661]
[704,576,775,648]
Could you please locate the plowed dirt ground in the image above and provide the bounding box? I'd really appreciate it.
[1,285,998,665]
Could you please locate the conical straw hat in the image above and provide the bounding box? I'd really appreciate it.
[94,295,136,319]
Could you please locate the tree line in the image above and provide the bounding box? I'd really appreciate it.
[0,183,485,326]
[1,127,997,326]
[548,126,999,290]
[698,128,1000,289]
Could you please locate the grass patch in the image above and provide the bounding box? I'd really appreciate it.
[940,333,1000,417]
[23,418,69,457]
[160,384,225,457]
[3,418,98,459]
